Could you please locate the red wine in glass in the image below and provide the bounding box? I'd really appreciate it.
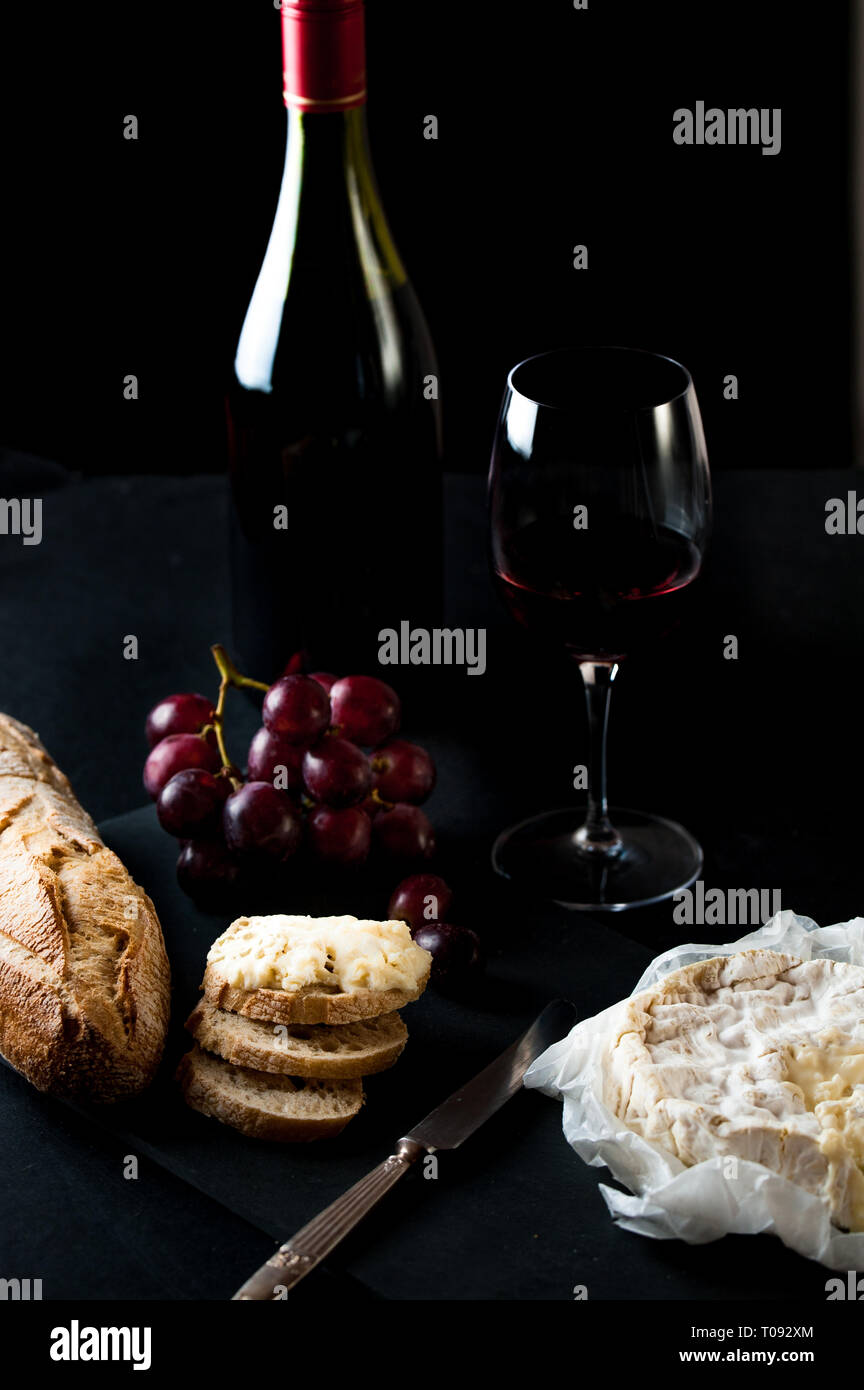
[495,514,702,659]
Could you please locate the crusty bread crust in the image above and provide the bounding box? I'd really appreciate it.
[202,959,430,1025]
[185,999,408,1078]
[176,1044,363,1141]
[0,713,170,1101]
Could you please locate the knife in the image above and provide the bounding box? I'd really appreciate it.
[231,997,577,1299]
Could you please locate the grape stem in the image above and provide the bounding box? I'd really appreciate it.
[206,644,272,786]
[210,644,270,697]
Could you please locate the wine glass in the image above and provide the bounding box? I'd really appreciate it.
[488,346,712,910]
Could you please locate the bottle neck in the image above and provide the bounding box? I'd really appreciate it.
[282,105,405,288]
[278,107,368,258]
[286,104,372,183]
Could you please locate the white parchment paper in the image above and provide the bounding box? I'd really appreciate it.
[524,910,864,1270]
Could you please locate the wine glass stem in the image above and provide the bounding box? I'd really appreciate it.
[575,661,623,858]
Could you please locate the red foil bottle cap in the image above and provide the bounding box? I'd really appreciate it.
[281,0,367,111]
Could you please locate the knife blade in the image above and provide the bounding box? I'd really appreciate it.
[231,997,577,1299]
[401,995,578,1151]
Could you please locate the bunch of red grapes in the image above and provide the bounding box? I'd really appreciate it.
[143,671,437,902]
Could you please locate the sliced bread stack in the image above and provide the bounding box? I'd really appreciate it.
[177,914,431,1142]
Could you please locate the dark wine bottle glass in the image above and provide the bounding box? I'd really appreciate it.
[226,0,442,684]
[488,346,712,910]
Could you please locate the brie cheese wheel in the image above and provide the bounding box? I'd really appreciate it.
[602,949,864,1231]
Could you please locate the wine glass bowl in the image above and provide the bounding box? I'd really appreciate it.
[488,346,712,911]
[490,347,710,662]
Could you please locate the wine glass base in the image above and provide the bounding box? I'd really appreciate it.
[491,806,702,912]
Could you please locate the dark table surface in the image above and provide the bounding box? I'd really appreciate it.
[0,452,861,1301]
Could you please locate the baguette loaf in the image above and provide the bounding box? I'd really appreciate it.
[186,998,407,1077]
[177,1044,363,1141]
[0,713,170,1101]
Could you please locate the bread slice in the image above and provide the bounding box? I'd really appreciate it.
[185,999,408,1078]
[177,1044,363,1142]
[202,961,428,1025]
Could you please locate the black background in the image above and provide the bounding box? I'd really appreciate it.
[0,0,854,475]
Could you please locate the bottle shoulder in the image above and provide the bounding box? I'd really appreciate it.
[236,251,437,399]
[234,112,437,399]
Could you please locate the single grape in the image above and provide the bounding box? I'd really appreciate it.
[262,674,331,744]
[310,671,337,694]
[388,873,453,929]
[413,922,484,986]
[177,839,240,905]
[146,692,215,748]
[307,805,371,868]
[223,782,302,862]
[329,675,400,747]
[372,739,436,804]
[156,768,229,838]
[372,803,435,861]
[302,737,371,808]
[143,733,220,800]
[246,726,305,791]
[281,650,308,676]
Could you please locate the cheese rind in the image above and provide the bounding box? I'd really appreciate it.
[602,949,864,1232]
[206,914,432,995]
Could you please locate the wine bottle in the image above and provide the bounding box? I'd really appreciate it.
[227,0,442,684]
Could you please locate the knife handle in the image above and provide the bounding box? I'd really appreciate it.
[231,1137,426,1300]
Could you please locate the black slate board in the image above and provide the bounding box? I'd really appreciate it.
[41,801,828,1302]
